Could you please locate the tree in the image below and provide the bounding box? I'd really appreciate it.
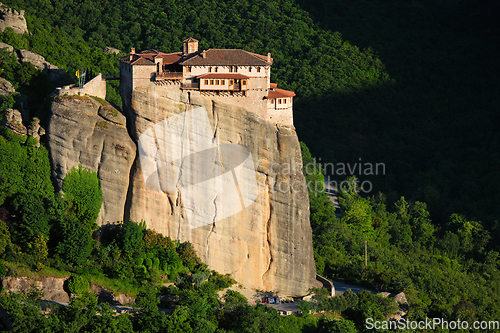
[223,289,248,312]
[62,165,102,229]
[56,165,102,265]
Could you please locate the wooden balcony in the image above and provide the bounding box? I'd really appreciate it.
[155,72,183,80]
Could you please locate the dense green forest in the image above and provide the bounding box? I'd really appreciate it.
[1,0,500,331]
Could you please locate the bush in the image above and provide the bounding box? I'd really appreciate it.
[208,271,236,290]
[62,165,102,228]
[68,275,90,297]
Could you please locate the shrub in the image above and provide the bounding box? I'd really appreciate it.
[208,271,236,290]
[68,275,90,297]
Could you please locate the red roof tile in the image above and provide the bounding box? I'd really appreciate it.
[197,73,250,79]
[266,88,296,99]
[180,49,272,66]
[270,83,278,89]
[119,48,272,67]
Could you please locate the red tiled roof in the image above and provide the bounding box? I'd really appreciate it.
[270,83,278,89]
[183,37,199,43]
[118,53,156,66]
[119,50,196,66]
[119,48,272,67]
[266,88,296,99]
[198,73,250,79]
[180,49,272,66]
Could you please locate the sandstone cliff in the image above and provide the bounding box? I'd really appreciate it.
[47,96,136,225]
[46,87,316,296]
[121,86,316,296]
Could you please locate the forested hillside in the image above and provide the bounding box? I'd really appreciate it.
[1,0,500,331]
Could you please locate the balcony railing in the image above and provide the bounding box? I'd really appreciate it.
[155,72,183,80]
[181,83,199,89]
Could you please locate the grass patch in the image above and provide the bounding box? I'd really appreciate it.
[96,121,108,129]
[91,96,110,106]
[80,272,142,297]
[58,95,89,101]
[3,261,70,279]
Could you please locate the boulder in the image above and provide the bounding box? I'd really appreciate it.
[0,3,28,35]
[27,117,45,147]
[0,42,13,52]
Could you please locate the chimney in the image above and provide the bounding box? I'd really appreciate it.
[130,47,135,54]
[183,38,199,55]
[202,50,206,59]
[267,52,271,64]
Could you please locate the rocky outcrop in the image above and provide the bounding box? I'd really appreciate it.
[2,276,69,303]
[2,276,135,305]
[27,117,45,147]
[0,3,28,35]
[380,292,409,320]
[16,49,70,86]
[121,86,316,296]
[0,42,13,52]
[1,109,45,146]
[47,96,136,225]
[2,108,26,136]
[104,46,121,54]
[0,77,15,96]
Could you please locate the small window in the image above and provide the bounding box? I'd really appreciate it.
[234,66,238,72]
[215,80,219,85]
[278,99,282,104]
[242,80,247,85]
[186,66,191,72]
[208,67,212,72]
[229,80,233,85]
[249,66,252,72]
[229,67,233,73]
[204,80,209,85]
[210,80,214,85]
[221,80,225,85]
[256,67,261,73]
[215,67,218,72]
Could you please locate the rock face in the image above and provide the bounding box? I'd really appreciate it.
[47,96,136,225]
[0,3,28,35]
[46,86,316,296]
[121,86,316,296]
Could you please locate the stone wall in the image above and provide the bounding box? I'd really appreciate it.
[56,73,106,100]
